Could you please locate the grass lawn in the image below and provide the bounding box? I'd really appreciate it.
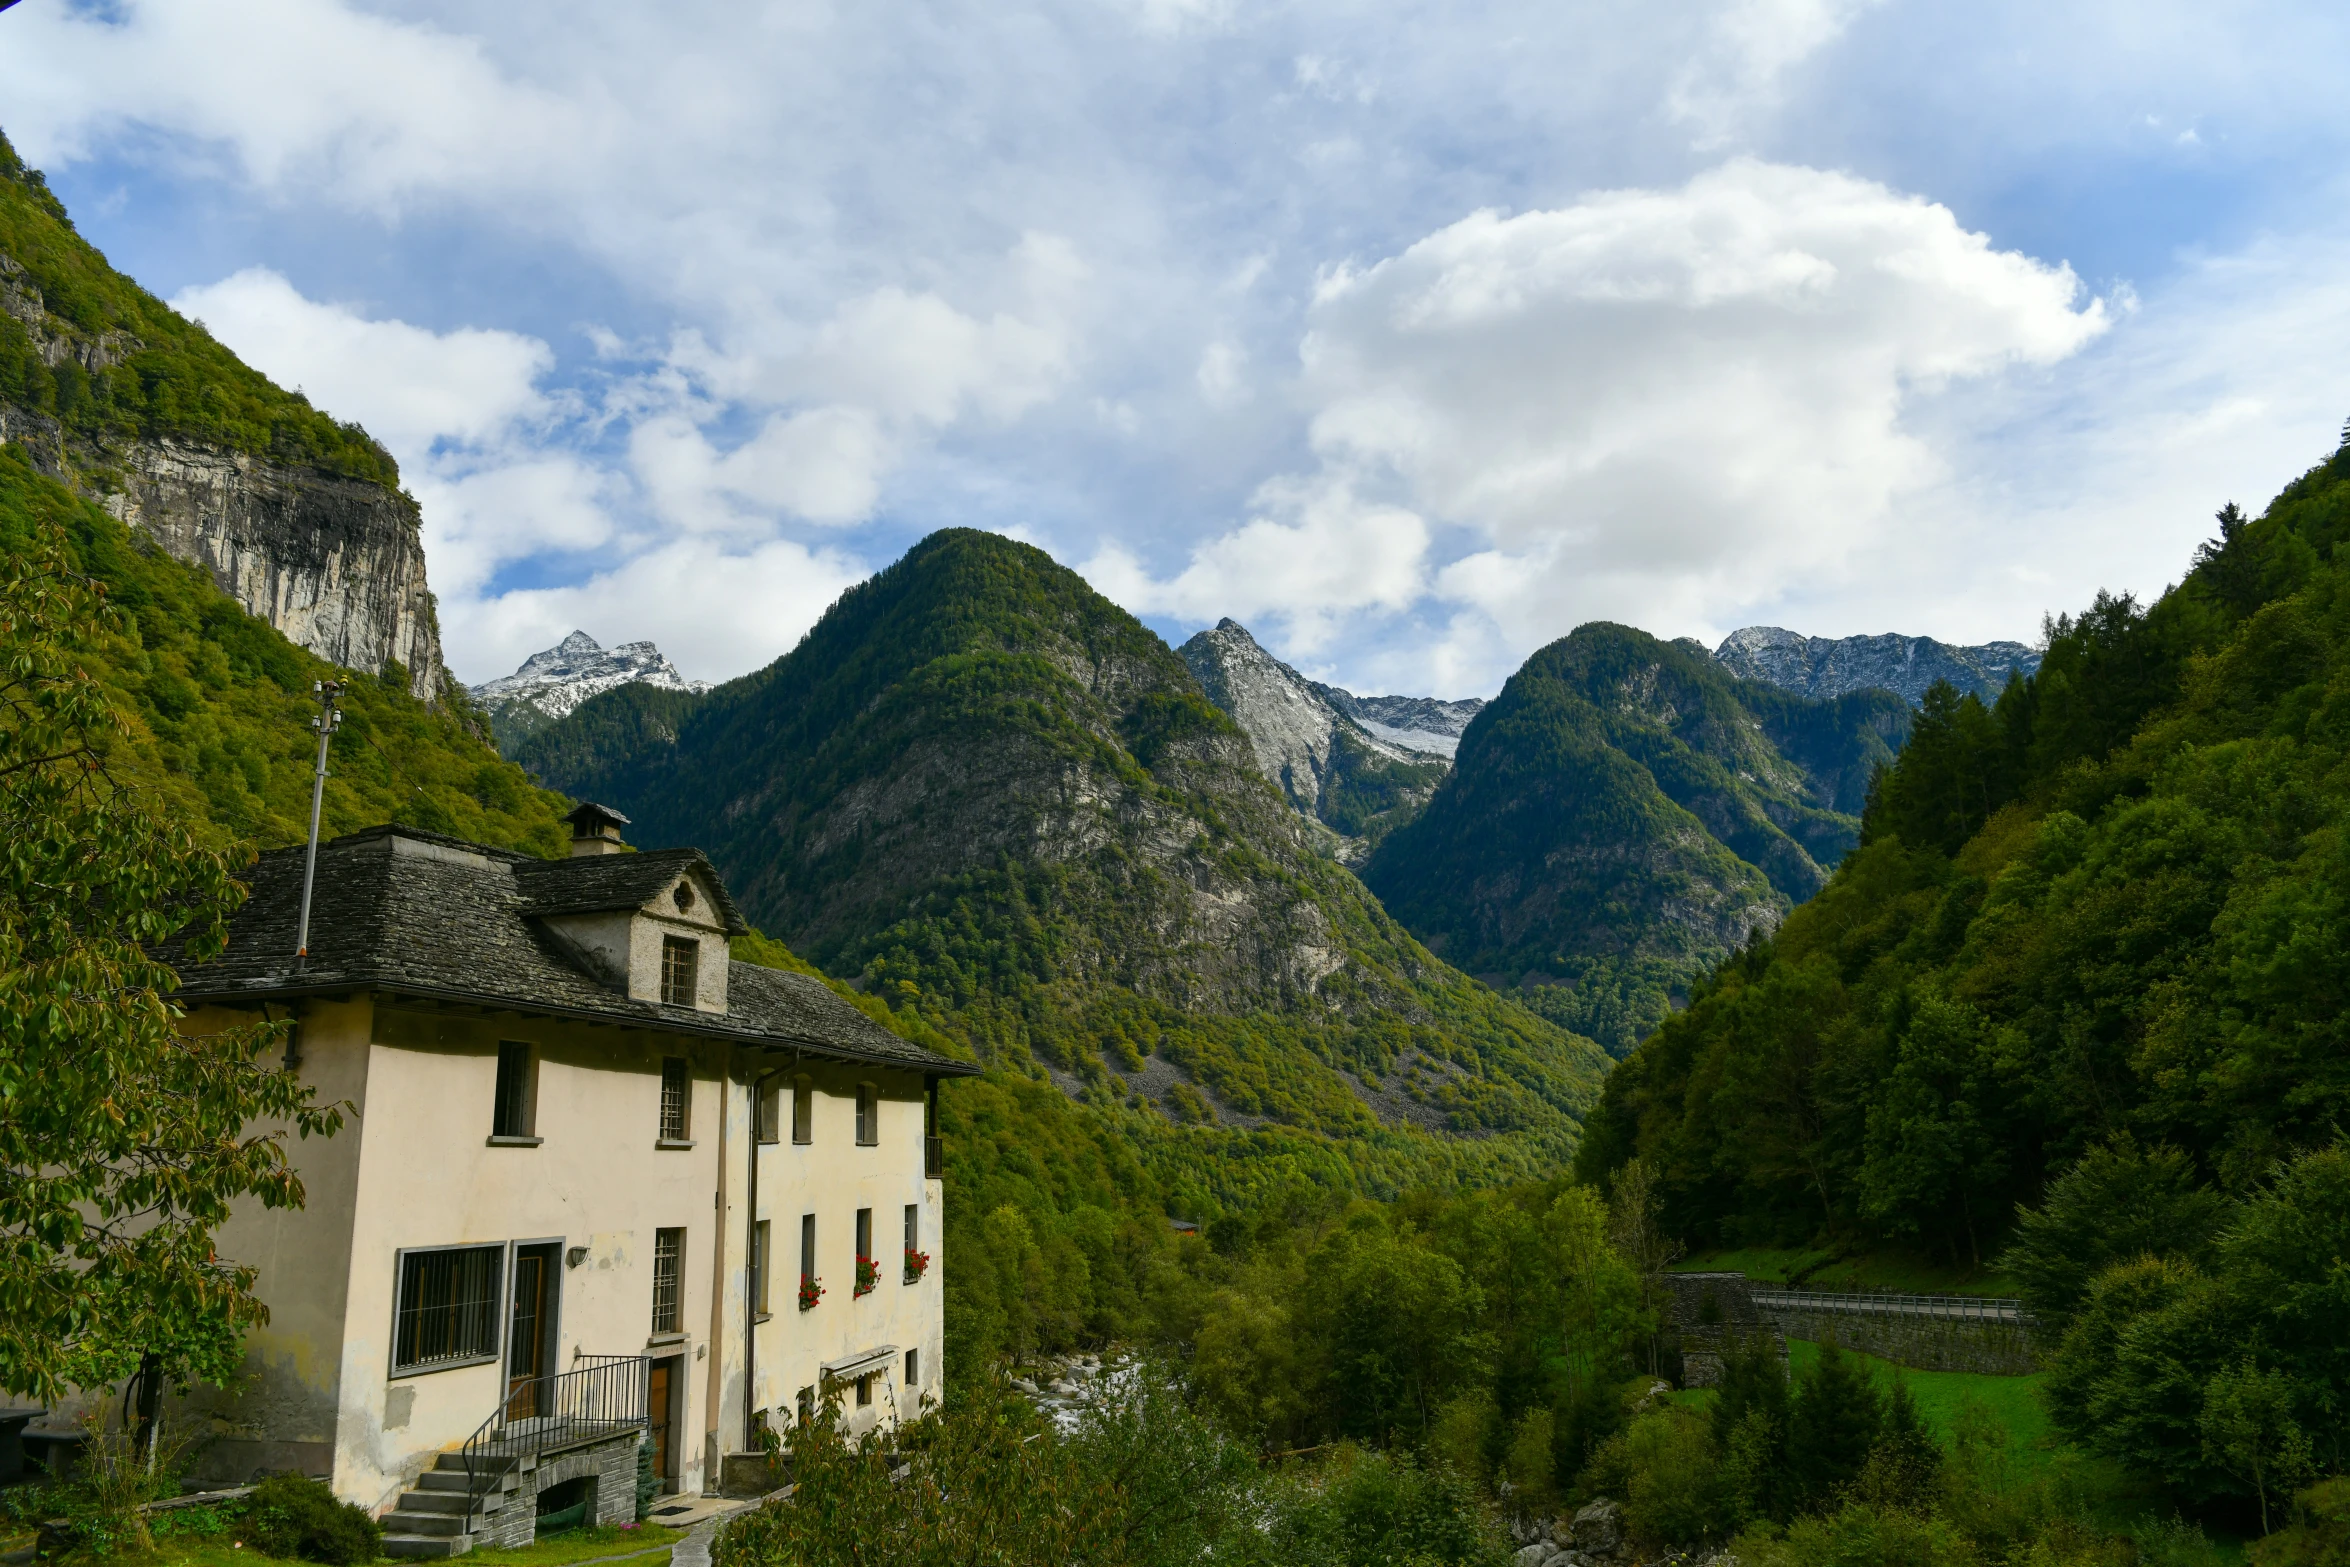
[142,1521,684,1567]
[1673,1247,2022,1297]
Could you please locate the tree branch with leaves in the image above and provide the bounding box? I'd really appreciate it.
[0,529,341,1404]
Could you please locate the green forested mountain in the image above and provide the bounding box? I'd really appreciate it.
[1575,437,2350,1261]
[0,436,567,856]
[1362,624,1907,1055]
[518,528,1610,1196]
[0,132,392,485]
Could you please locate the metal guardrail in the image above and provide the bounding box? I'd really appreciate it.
[459,1354,650,1531]
[1751,1288,2034,1326]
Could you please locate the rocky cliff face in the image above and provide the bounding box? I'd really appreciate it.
[1177,619,1449,857]
[472,630,708,748]
[1715,626,2039,705]
[1313,688,1486,759]
[0,403,443,700]
[0,158,444,701]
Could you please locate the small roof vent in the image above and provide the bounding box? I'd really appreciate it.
[564,801,632,857]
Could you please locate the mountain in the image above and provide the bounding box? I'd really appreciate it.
[472,630,710,749]
[1314,688,1486,760]
[515,529,1608,1176]
[1714,625,2039,705]
[1361,624,1908,1056]
[1575,437,2350,1264]
[0,130,443,699]
[1176,618,1449,857]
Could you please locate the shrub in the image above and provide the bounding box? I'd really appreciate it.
[241,1474,382,1565]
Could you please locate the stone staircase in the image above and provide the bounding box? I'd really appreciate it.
[379,1453,518,1559]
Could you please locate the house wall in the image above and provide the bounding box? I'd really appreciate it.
[733,1060,942,1447]
[327,1005,731,1511]
[169,997,377,1483]
[173,995,951,1521]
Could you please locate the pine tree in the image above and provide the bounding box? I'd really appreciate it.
[1785,1342,1882,1511]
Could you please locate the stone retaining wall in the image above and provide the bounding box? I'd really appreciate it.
[1767,1307,2038,1375]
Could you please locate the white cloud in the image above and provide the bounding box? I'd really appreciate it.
[1668,0,1882,148]
[1118,159,2106,668]
[441,535,868,692]
[1085,471,1429,651]
[628,408,891,533]
[169,268,552,454]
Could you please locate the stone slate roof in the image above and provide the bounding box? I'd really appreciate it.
[513,847,749,932]
[166,825,977,1077]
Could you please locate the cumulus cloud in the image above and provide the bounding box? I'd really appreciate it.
[171,269,552,454]
[1086,470,1429,651]
[1111,159,2107,666]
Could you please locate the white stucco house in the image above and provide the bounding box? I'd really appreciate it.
[160,803,979,1556]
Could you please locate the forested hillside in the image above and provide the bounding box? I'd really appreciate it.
[1575,442,2350,1251]
[0,445,566,853]
[520,529,1610,1203]
[1363,624,1906,1055]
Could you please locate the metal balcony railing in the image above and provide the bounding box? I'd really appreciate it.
[459,1354,650,1530]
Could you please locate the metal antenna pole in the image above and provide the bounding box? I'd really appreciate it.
[294,680,343,972]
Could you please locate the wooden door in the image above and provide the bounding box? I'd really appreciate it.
[647,1359,677,1486]
[506,1251,550,1420]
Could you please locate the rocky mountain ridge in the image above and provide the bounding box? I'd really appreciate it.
[1715,625,2038,705]
[1176,619,1451,857]
[0,132,443,700]
[1363,623,1909,1056]
[472,630,708,747]
[1314,689,1486,759]
[515,529,1607,1151]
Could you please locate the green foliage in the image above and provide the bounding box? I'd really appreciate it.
[1261,1446,1507,1567]
[1184,1178,1646,1478]
[1364,622,1903,1054]
[0,526,346,1401]
[2250,1476,2350,1566]
[2037,1142,2350,1508]
[2001,1139,2234,1329]
[1576,440,2350,1260]
[0,133,396,485]
[238,1475,383,1565]
[717,1369,1504,1567]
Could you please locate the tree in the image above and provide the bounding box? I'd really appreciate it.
[1784,1343,1881,1512]
[2202,1360,2315,1535]
[2001,1138,2233,1329]
[0,532,340,1403]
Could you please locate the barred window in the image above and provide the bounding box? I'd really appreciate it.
[661,936,698,1007]
[752,1220,772,1316]
[659,1058,690,1142]
[394,1245,504,1372]
[652,1227,685,1335]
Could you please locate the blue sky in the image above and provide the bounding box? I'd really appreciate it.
[5,0,2348,695]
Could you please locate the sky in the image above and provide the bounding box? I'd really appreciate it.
[4,1,2348,697]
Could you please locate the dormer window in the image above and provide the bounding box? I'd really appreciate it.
[661,936,698,1006]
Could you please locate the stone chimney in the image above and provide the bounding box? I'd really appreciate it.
[564,801,632,857]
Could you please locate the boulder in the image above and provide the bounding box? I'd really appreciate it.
[1513,1545,1558,1567]
[1571,1498,1625,1558]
